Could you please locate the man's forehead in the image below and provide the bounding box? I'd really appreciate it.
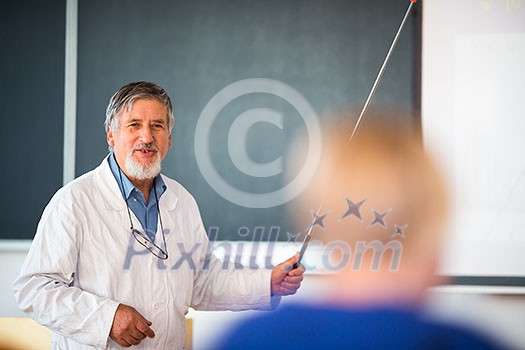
[120,99,168,120]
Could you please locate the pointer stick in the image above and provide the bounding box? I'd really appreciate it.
[292,0,417,270]
[293,204,323,269]
[350,0,416,141]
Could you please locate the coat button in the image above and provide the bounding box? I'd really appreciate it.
[153,303,159,310]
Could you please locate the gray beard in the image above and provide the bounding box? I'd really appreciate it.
[125,152,161,180]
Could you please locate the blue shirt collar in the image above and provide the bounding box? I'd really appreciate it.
[107,153,166,202]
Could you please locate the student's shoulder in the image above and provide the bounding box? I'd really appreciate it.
[419,317,506,350]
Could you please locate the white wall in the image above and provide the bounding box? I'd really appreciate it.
[0,243,30,317]
[2,245,525,349]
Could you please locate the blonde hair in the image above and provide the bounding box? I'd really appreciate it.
[298,116,448,262]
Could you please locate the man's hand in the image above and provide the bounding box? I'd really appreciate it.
[271,254,305,296]
[109,304,155,347]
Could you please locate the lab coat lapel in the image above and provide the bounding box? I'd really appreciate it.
[95,156,129,212]
[158,174,179,244]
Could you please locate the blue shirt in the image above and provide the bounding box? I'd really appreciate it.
[217,304,503,350]
[108,154,166,242]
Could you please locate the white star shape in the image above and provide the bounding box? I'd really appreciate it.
[392,224,408,238]
[340,197,366,222]
[309,210,328,229]
[287,232,300,243]
[368,209,391,229]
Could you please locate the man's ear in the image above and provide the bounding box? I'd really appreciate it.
[168,134,172,148]
[107,129,115,148]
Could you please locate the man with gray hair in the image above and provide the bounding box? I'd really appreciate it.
[14,81,304,349]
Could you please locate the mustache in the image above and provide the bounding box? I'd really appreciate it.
[133,143,159,152]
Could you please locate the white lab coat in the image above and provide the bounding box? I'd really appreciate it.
[13,158,275,349]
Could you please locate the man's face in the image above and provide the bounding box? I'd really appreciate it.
[106,98,172,181]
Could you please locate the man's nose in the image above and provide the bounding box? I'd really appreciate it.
[139,125,154,143]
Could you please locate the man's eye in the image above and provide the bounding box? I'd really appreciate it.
[153,124,165,129]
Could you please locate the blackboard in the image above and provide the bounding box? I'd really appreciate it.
[0,0,65,240]
[2,0,419,240]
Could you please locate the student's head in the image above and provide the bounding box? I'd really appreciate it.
[297,116,448,304]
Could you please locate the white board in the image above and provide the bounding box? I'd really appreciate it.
[422,0,525,277]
